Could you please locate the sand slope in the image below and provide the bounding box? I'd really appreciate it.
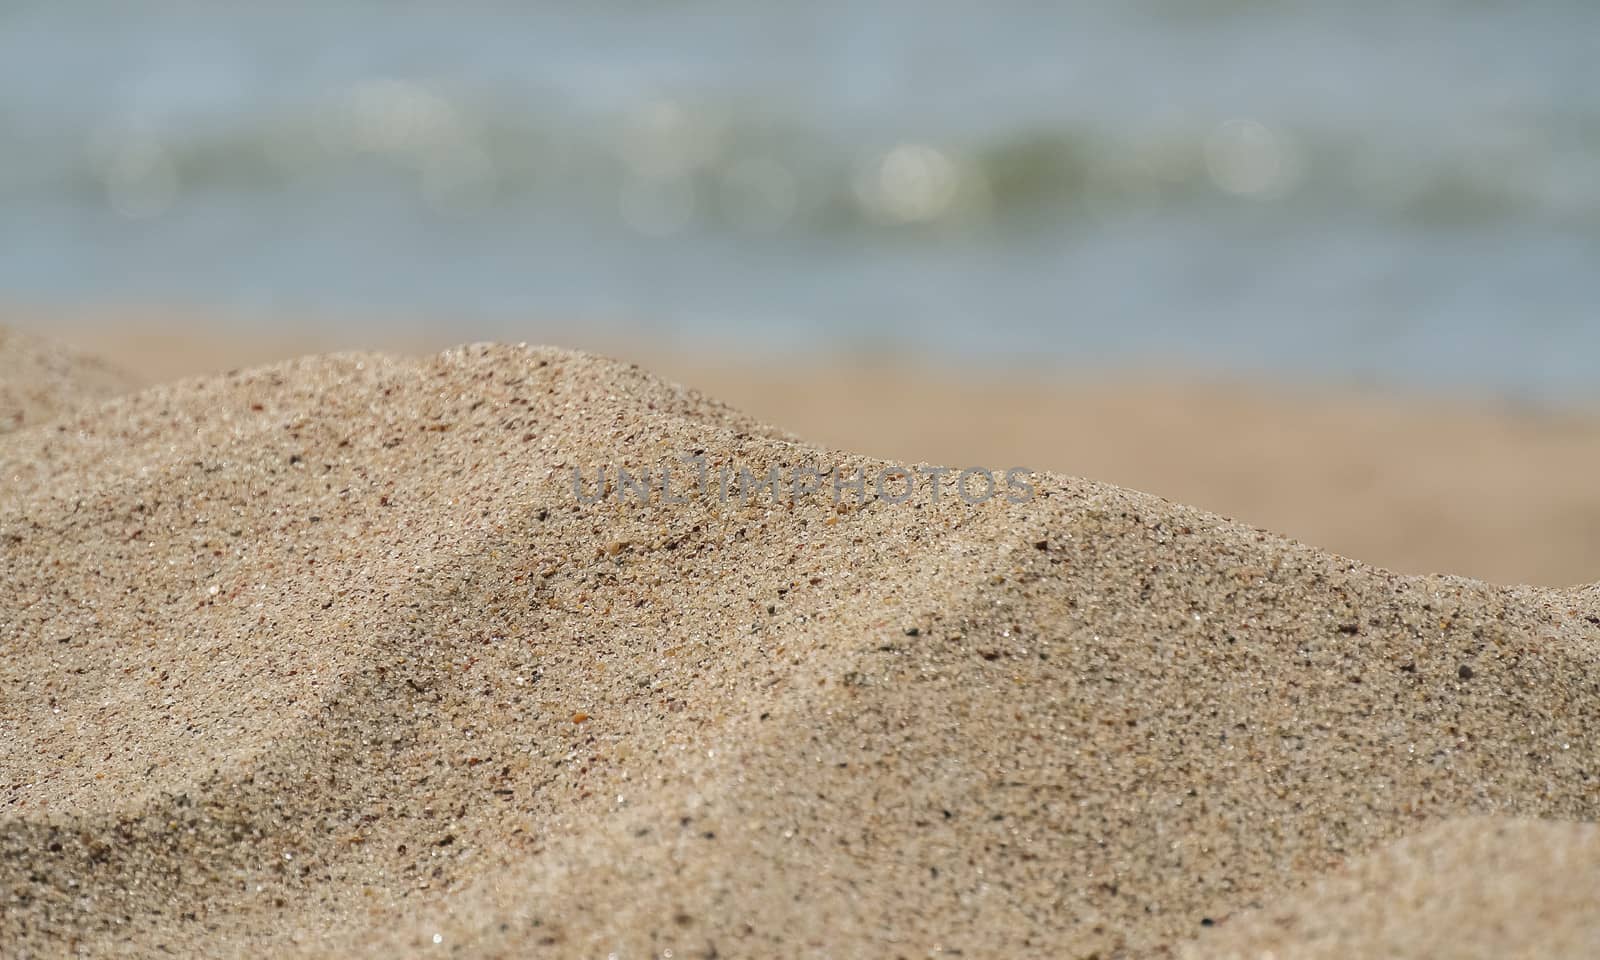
[40,317,1600,586]
[675,362,1600,588]
[2,343,1597,958]
[1185,817,1600,959]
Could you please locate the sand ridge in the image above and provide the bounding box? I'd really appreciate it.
[2,340,1597,957]
[40,316,1600,586]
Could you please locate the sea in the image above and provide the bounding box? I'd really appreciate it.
[2,1,1597,400]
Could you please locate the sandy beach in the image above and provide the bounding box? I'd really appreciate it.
[3,326,1598,957]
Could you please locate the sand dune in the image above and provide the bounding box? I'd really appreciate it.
[40,317,1600,586]
[676,362,1600,588]
[2,340,1597,957]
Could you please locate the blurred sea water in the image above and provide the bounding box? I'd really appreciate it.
[1,1,1597,398]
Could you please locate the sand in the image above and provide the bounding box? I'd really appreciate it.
[1185,818,1600,959]
[2,330,1597,957]
[677,362,1600,589]
[0,326,139,435]
[38,316,1600,586]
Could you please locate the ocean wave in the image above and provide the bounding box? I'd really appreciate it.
[5,88,1597,235]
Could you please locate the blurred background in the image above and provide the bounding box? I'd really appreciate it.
[3,0,1599,584]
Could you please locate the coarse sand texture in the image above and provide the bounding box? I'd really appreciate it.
[2,341,1597,958]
